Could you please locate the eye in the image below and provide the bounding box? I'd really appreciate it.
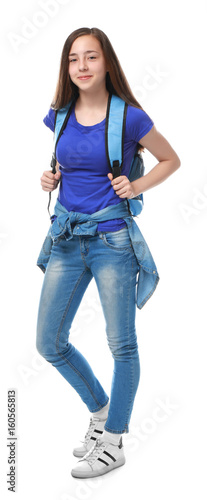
[69,58,76,63]
[89,56,96,60]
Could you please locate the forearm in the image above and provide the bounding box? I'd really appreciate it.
[131,158,181,197]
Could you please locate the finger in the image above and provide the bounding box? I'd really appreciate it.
[107,173,113,181]
[41,179,58,190]
[117,193,127,198]
[111,175,126,185]
[41,181,57,189]
[42,182,58,191]
[42,171,56,179]
[115,188,128,196]
[54,171,61,180]
[112,181,127,191]
[41,173,56,183]
[42,187,53,192]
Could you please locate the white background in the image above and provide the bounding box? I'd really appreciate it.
[0,0,207,498]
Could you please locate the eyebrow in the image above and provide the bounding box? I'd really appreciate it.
[69,50,99,57]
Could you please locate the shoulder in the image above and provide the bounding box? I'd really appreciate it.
[125,104,154,143]
[43,107,56,132]
[126,104,154,127]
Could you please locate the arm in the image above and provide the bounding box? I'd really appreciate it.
[108,125,181,199]
[131,125,181,195]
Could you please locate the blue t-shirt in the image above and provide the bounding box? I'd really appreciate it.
[43,100,154,232]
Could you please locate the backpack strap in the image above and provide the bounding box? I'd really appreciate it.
[54,102,73,146]
[105,94,128,178]
[48,100,74,218]
[106,94,144,217]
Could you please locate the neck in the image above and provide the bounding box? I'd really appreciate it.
[76,87,109,110]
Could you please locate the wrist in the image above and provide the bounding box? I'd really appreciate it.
[130,178,143,198]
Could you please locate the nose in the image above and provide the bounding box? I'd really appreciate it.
[78,57,88,71]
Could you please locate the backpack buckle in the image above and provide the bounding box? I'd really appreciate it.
[50,153,56,174]
[112,160,121,178]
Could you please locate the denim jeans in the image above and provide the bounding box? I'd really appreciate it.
[36,226,140,434]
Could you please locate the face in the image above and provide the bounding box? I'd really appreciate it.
[68,35,108,92]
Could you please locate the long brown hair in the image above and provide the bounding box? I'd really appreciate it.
[51,27,149,152]
[51,27,143,111]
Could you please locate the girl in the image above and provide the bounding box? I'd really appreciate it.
[36,27,180,479]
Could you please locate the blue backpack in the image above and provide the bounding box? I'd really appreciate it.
[49,94,145,218]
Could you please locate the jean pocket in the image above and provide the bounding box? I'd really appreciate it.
[100,227,133,252]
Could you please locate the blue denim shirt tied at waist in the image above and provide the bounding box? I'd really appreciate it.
[37,199,159,309]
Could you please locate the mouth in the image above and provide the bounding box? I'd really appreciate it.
[77,76,92,80]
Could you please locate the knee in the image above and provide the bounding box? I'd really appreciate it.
[36,335,51,361]
[108,336,139,361]
[36,324,71,363]
[112,345,138,361]
[36,323,57,362]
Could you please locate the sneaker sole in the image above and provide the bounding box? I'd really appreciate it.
[71,456,126,479]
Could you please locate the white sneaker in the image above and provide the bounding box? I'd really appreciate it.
[73,417,107,458]
[71,437,125,478]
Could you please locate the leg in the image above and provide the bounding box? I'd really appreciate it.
[88,227,140,433]
[36,236,109,411]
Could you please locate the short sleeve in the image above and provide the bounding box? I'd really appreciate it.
[126,105,154,143]
[43,107,56,132]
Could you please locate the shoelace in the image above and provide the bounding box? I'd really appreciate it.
[79,439,106,465]
[83,417,99,445]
